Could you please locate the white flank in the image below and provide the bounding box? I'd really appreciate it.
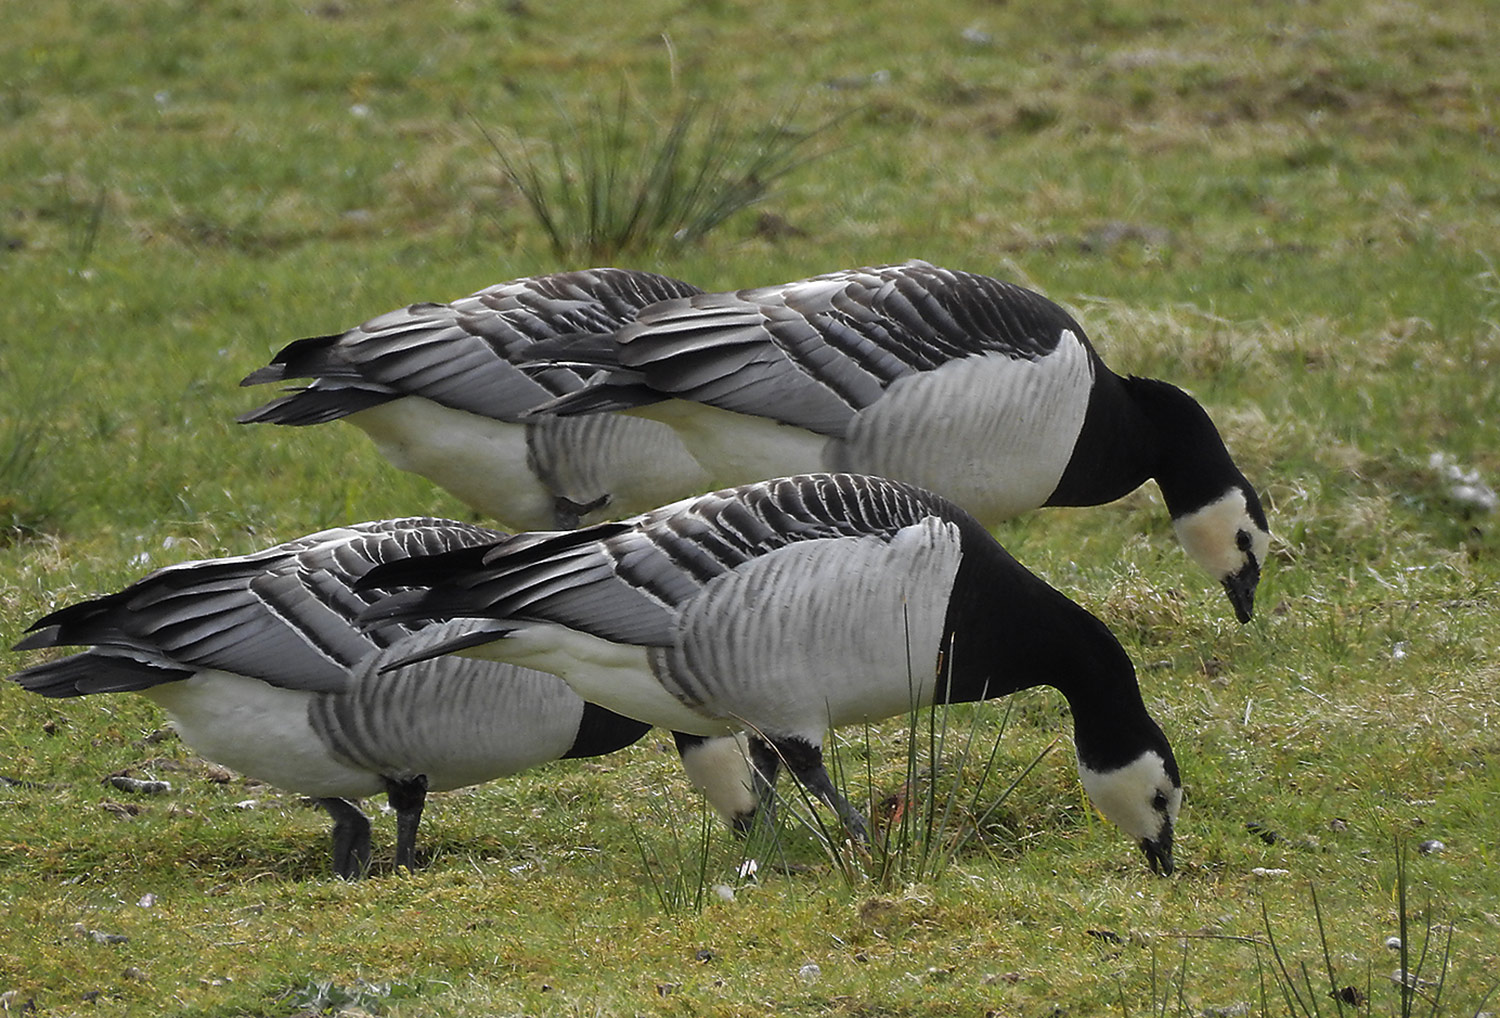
[145,672,381,798]
[464,624,726,736]
[1172,487,1269,581]
[350,397,555,529]
[658,517,965,744]
[836,341,1094,523]
[629,400,828,488]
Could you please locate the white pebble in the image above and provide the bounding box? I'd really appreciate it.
[1385,936,1402,950]
[1418,839,1445,855]
[797,963,821,983]
[712,884,736,902]
[1250,867,1290,878]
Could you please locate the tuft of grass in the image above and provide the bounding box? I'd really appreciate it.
[482,91,835,263]
[1255,841,1500,1018]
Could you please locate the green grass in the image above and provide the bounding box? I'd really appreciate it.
[3,0,1499,1014]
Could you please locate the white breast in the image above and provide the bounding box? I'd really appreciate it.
[833,341,1094,522]
[653,517,965,744]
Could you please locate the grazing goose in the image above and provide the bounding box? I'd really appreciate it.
[359,474,1183,875]
[7,519,755,878]
[533,260,1271,622]
[238,268,711,529]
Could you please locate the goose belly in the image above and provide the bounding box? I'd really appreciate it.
[310,658,588,793]
[630,401,829,489]
[653,517,965,744]
[833,343,1093,525]
[525,414,711,524]
[464,626,730,737]
[144,672,380,798]
[349,397,555,529]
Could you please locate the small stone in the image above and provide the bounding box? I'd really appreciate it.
[1391,968,1431,989]
[1329,818,1349,832]
[109,776,170,795]
[1251,867,1291,878]
[1246,821,1279,845]
[712,884,736,902]
[1201,1005,1250,1018]
[797,963,821,983]
[695,949,715,963]
[72,924,128,945]
[1329,986,1364,1006]
[122,967,148,982]
[1385,936,1402,950]
[1085,929,1123,944]
[1417,839,1445,855]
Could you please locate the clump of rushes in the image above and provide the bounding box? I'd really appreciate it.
[0,410,60,543]
[484,91,834,263]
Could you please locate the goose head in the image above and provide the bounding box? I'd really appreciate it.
[1172,484,1271,623]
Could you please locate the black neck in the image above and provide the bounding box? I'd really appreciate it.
[935,515,1172,774]
[1047,372,1251,521]
[1046,364,1158,507]
[1123,376,1251,520]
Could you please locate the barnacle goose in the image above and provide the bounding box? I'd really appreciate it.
[534,261,1271,622]
[238,269,711,529]
[359,474,1183,875]
[8,519,755,878]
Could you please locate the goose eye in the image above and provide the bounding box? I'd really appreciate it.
[1235,529,1253,553]
[1152,792,1169,812]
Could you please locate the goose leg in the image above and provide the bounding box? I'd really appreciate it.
[745,736,783,833]
[384,775,429,872]
[318,797,372,879]
[773,737,868,841]
[553,493,611,529]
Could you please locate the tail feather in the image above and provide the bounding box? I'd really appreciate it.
[9,651,193,698]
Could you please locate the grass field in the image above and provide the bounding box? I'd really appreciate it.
[2,0,1498,1014]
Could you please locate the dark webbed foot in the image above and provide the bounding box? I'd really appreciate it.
[384,775,429,872]
[319,797,372,879]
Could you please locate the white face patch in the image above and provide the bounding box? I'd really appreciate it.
[1172,487,1270,583]
[1077,750,1181,844]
